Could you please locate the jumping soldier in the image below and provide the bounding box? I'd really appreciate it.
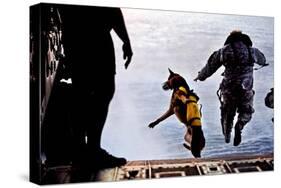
[194,30,267,146]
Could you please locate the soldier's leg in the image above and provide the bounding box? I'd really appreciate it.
[221,90,237,143]
[234,89,255,146]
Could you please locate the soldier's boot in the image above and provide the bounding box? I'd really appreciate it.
[234,122,244,146]
[225,133,231,143]
[222,120,232,143]
[224,129,231,143]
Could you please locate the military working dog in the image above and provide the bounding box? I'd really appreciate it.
[148,69,205,158]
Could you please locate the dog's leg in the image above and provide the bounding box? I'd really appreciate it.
[184,126,192,143]
[157,107,174,123]
[148,105,174,128]
[183,126,192,150]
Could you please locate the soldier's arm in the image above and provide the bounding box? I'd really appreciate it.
[252,48,267,66]
[195,50,223,81]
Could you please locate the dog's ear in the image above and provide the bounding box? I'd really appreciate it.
[168,68,175,75]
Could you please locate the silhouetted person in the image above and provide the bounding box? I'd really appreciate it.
[265,88,274,122]
[194,30,267,146]
[60,5,133,169]
[265,88,274,109]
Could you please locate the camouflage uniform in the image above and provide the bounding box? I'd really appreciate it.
[196,37,266,146]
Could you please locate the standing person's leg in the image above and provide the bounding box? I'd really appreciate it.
[86,75,115,152]
[234,89,255,146]
[86,75,126,168]
[70,86,89,165]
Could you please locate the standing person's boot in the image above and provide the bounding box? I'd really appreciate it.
[99,149,127,168]
[90,149,127,170]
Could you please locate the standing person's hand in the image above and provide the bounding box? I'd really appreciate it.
[123,42,133,69]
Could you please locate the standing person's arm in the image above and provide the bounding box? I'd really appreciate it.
[112,8,133,69]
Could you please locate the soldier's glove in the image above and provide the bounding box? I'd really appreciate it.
[194,76,199,82]
[148,120,159,128]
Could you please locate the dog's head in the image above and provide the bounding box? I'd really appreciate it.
[162,68,190,91]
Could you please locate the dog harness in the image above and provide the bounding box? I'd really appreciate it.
[177,86,202,127]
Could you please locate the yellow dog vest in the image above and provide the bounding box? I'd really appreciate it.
[178,86,202,127]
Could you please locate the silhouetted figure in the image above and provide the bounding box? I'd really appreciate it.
[265,88,274,109]
[265,88,274,122]
[194,30,267,146]
[60,5,133,170]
